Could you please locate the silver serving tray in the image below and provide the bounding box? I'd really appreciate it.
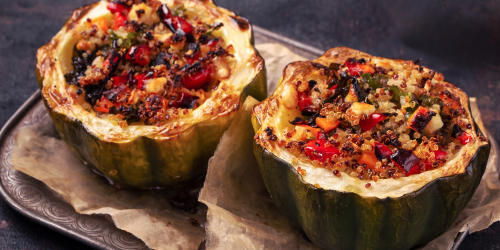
[0,26,467,250]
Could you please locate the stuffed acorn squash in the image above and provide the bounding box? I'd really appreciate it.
[252,47,490,250]
[35,0,266,188]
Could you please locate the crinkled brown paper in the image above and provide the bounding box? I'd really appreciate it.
[12,43,499,250]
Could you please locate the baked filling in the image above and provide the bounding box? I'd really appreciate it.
[254,52,487,185]
[64,0,234,126]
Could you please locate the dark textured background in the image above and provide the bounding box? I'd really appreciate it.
[0,0,499,249]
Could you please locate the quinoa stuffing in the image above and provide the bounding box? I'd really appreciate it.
[64,0,234,125]
[256,55,477,181]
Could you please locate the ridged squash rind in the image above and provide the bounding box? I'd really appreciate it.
[36,0,266,188]
[254,123,490,249]
[252,47,490,249]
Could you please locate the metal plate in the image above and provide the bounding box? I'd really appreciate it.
[0,26,467,250]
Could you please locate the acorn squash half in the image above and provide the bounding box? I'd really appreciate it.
[252,47,490,250]
[35,0,266,189]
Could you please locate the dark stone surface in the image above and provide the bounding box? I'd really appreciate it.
[0,0,499,249]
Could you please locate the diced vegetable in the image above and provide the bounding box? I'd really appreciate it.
[93,17,108,32]
[349,102,376,117]
[390,86,403,103]
[345,59,375,77]
[174,16,194,35]
[290,125,320,141]
[112,13,128,30]
[169,92,199,109]
[290,126,307,141]
[439,90,465,117]
[182,67,211,89]
[298,91,313,111]
[315,118,340,132]
[408,106,437,133]
[94,96,117,113]
[362,73,388,89]
[126,45,152,66]
[111,74,130,87]
[390,149,420,173]
[359,113,388,132]
[351,78,366,101]
[157,4,194,35]
[452,124,472,145]
[420,95,444,108]
[423,112,444,135]
[107,2,130,14]
[374,142,393,160]
[301,125,320,138]
[304,140,340,162]
[422,150,447,171]
[134,72,152,90]
[345,84,359,103]
[357,151,378,169]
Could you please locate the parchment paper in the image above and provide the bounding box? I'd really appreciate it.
[199,43,500,250]
[12,116,207,250]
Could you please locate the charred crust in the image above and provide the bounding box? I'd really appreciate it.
[230,16,249,30]
[66,3,96,30]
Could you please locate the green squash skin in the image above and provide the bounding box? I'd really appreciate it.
[36,17,267,188]
[37,65,265,189]
[253,123,490,250]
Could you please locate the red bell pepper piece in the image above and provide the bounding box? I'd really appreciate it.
[108,2,130,30]
[113,12,128,30]
[359,113,388,132]
[405,149,447,176]
[107,2,130,14]
[182,67,211,89]
[330,84,337,91]
[374,142,393,160]
[186,51,200,64]
[111,74,130,87]
[457,132,472,145]
[126,45,151,66]
[451,124,472,145]
[157,4,175,30]
[434,150,448,159]
[186,38,218,64]
[206,38,219,47]
[420,150,448,172]
[101,49,121,75]
[405,164,421,176]
[157,4,193,35]
[134,73,152,90]
[187,55,199,64]
[174,16,194,35]
[345,59,375,77]
[304,140,340,162]
[298,92,313,111]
